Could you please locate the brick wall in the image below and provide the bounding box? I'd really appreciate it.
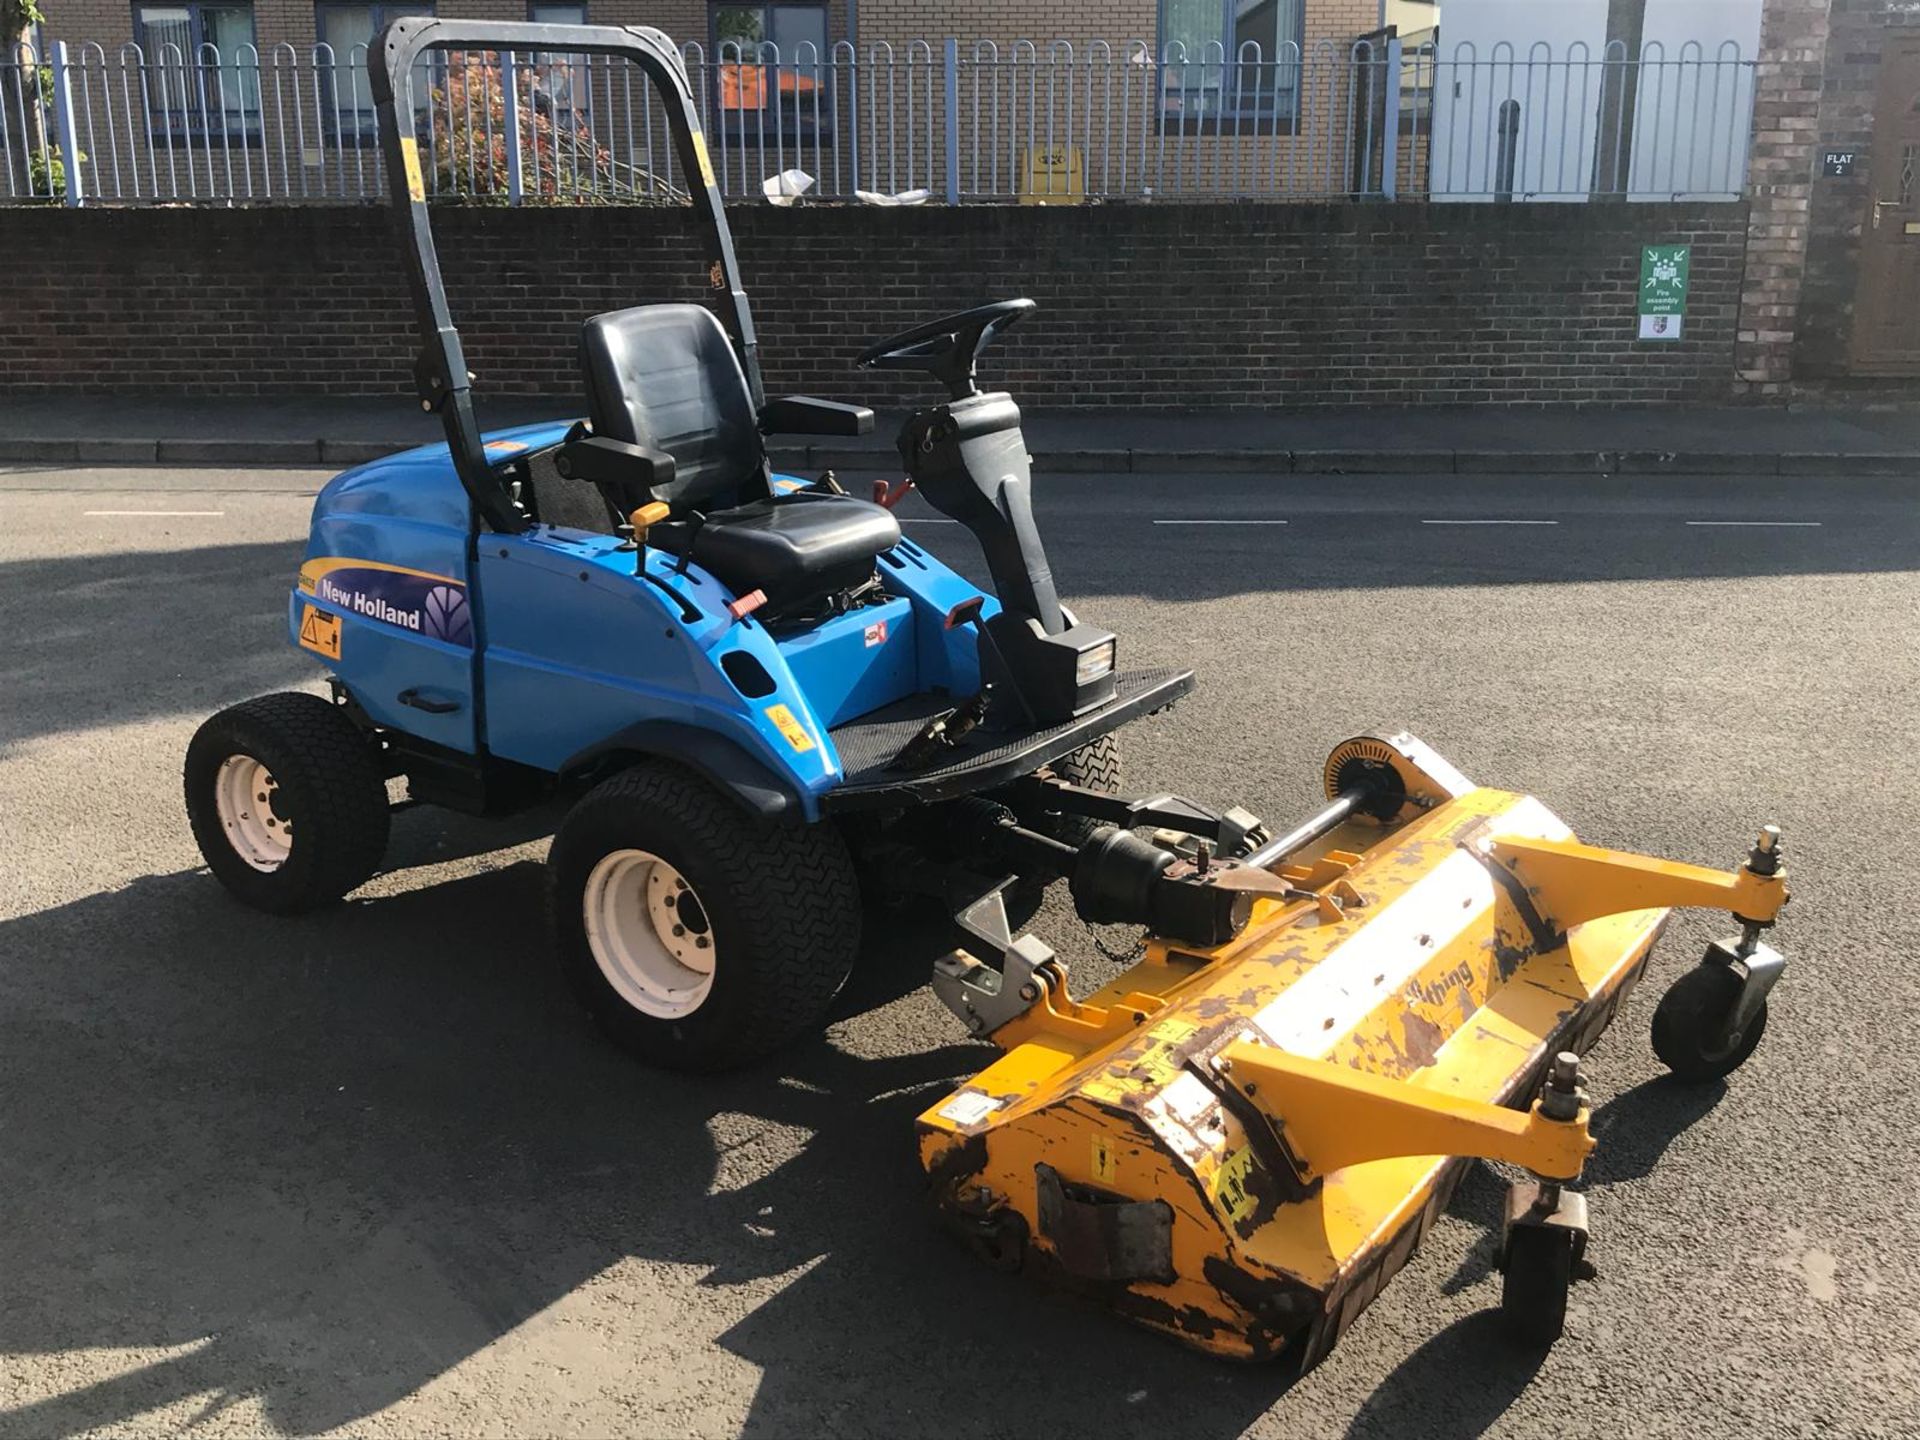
[1733,0,1831,394]
[1794,0,1920,380]
[0,200,1746,405]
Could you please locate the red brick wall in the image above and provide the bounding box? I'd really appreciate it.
[1793,0,1920,382]
[0,200,1746,405]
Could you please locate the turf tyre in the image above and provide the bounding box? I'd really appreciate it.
[184,691,390,914]
[550,761,861,1071]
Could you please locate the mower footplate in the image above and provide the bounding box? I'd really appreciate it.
[821,666,1192,810]
[917,775,1766,1368]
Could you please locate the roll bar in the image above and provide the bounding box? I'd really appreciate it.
[369,19,760,531]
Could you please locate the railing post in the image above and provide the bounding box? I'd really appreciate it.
[942,37,960,204]
[502,49,524,206]
[1381,36,1401,201]
[49,40,84,206]
[1494,97,1520,202]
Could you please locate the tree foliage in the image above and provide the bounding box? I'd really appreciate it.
[429,53,613,201]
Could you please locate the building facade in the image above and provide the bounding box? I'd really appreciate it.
[30,0,1386,65]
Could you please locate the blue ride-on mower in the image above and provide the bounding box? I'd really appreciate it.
[185,18,1208,1071]
[189,20,1794,1362]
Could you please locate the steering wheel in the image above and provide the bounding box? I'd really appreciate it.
[855,298,1036,400]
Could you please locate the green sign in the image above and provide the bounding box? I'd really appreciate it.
[1639,244,1690,341]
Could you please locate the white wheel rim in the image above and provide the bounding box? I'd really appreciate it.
[214,754,291,872]
[582,849,717,1019]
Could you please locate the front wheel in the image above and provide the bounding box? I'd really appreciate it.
[184,691,390,914]
[549,762,861,1071]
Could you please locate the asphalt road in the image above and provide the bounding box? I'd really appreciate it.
[2,462,1917,1439]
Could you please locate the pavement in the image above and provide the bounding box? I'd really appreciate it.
[3,395,1920,475]
[3,459,1918,1438]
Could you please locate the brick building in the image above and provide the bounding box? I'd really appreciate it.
[29,0,1382,67]
[1735,0,1919,390]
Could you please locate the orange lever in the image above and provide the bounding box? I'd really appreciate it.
[726,589,768,621]
[872,478,915,509]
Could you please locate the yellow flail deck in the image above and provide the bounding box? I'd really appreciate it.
[918,772,1786,1366]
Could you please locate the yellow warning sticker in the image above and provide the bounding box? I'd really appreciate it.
[1091,1134,1117,1186]
[765,703,815,754]
[1213,1145,1257,1223]
[1082,1017,1198,1106]
[690,129,717,189]
[298,603,343,661]
[398,136,426,202]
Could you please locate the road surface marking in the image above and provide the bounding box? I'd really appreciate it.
[1152,519,1289,526]
[84,509,226,517]
[1421,518,1558,526]
[1685,520,1822,527]
[898,517,959,524]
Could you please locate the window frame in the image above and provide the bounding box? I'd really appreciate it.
[312,1,438,143]
[708,2,834,140]
[1156,0,1305,135]
[130,0,261,139]
[525,1,594,137]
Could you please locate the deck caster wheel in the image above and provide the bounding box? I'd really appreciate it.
[1499,1178,1587,1348]
[1651,962,1768,1083]
[1500,1223,1577,1347]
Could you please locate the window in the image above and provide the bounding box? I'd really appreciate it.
[711,4,829,135]
[528,3,589,124]
[1158,0,1303,126]
[133,3,258,134]
[315,3,434,135]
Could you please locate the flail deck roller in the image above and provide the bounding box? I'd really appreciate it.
[918,734,1789,1364]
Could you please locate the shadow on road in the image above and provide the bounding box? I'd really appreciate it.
[0,843,1288,1438]
[1584,1074,1727,1188]
[1345,1312,1544,1440]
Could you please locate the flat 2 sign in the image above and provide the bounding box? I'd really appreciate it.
[1639,245,1690,342]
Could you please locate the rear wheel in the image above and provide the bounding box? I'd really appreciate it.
[184,691,390,914]
[550,762,861,1071]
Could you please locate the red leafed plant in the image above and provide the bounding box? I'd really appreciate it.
[428,51,678,203]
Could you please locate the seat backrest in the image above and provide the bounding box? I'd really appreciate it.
[579,304,765,510]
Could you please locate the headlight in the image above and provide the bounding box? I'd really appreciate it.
[1075,638,1117,686]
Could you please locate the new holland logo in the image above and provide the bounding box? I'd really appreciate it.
[297,559,473,647]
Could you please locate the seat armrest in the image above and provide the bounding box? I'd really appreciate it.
[759,396,876,437]
[555,434,677,505]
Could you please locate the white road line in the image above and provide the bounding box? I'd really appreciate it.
[1685,520,1822,527]
[898,517,959,524]
[1152,519,1289,526]
[84,509,226,517]
[1421,518,1558,526]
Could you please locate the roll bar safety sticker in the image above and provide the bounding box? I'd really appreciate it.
[398,137,426,202]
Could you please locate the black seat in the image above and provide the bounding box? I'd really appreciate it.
[579,304,898,612]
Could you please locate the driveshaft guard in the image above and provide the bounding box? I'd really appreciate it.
[917,783,1665,1367]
